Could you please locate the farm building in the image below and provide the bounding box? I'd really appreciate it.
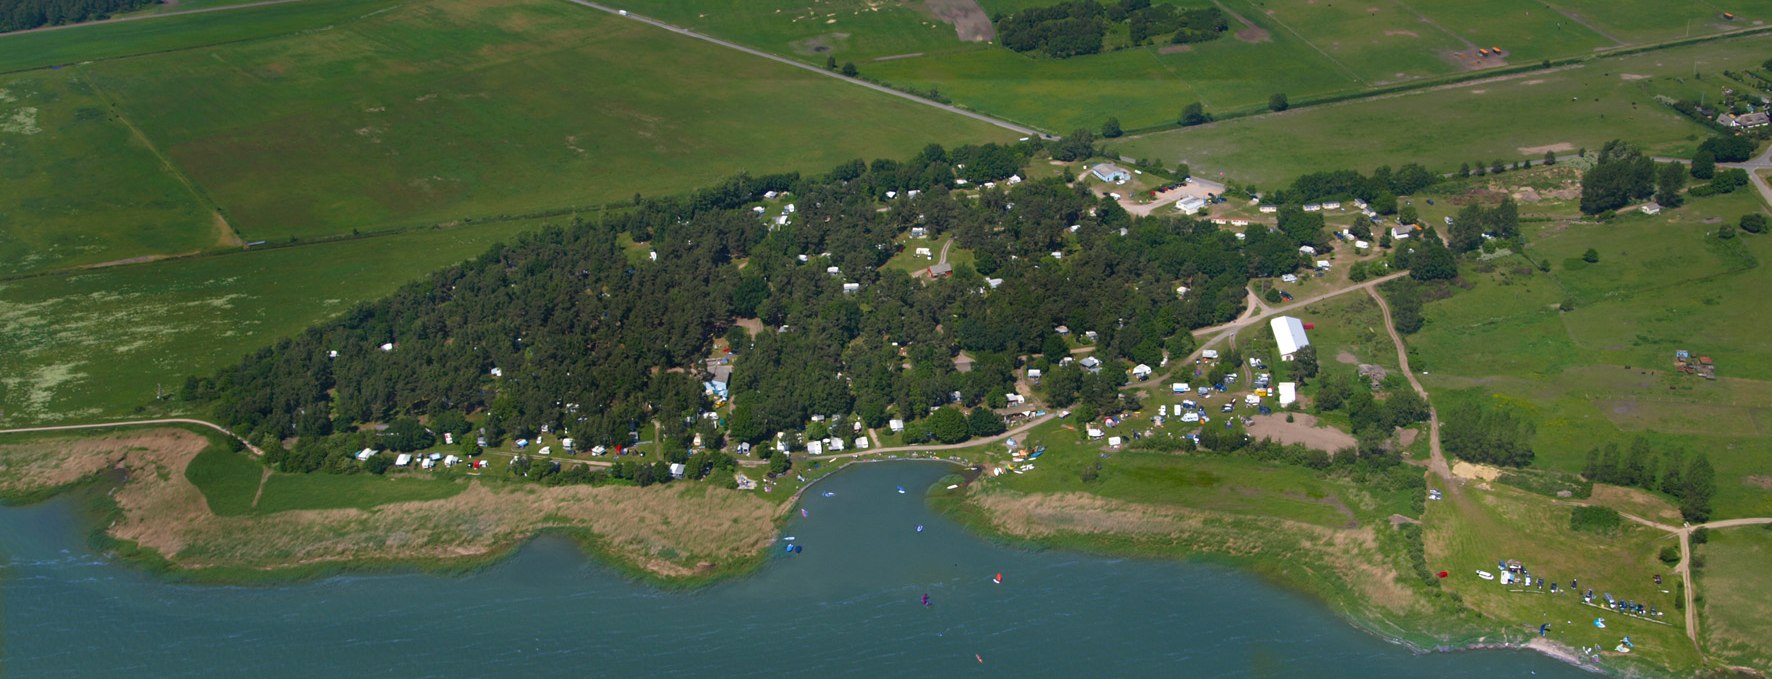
[927,262,954,278]
[1269,316,1311,361]
[1390,225,1415,240]
[1090,163,1131,183]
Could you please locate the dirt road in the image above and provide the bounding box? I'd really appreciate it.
[561,0,1048,139]
[0,418,262,455]
[1365,286,1451,483]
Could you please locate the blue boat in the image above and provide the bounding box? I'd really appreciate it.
[896,485,906,494]
[1028,451,1044,459]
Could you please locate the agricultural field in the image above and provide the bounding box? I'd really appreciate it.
[1696,525,1772,670]
[0,218,551,426]
[1114,35,1772,186]
[1401,173,1772,520]
[0,0,390,73]
[15,0,1011,248]
[0,70,222,275]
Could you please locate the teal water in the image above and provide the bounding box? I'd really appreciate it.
[0,462,1589,677]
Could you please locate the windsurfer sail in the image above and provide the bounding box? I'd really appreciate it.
[993,572,1002,584]
[921,593,929,606]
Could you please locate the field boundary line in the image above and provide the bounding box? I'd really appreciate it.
[554,0,1049,139]
[80,72,244,247]
[1223,0,1365,86]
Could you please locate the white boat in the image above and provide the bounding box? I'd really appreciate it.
[1476,570,1495,581]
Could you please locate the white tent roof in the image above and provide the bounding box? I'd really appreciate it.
[1277,382,1297,406]
[1270,316,1310,357]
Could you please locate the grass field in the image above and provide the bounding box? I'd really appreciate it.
[0,218,551,426]
[0,0,392,73]
[0,70,220,275]
[184,444,263,515]
[1115,36,1772,186]
[1424,481,1700,675]
[251,471,467,514]
[1696,525,1772,670]
[1394,173,1772,519]
[47,0,1010,242]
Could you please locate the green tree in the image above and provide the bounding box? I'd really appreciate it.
[1740,213,1767,234]
[1180,101,1209,126]
[1719,223,1737,239]
[1691,149,1716,179]
[927,406,970,444]
[1680,454,1715,522]
[1268,93,1289,112]
[1490,160,1506,174]
[1398,205,1418,225]
[1543,150,1557,166]
[381,418,435,452]
[1582,248,1599,263]
[364,454,394,475]
[1052,128,1097,161]
[825,55,837,70]
[1292,344,1318,381]
[840,62,858,77]
[1655,162,1687,207]
[968,407,1006,437]
[1458,162,1470,178]
[1264,287,1283,304]
[1101,117,1123,138]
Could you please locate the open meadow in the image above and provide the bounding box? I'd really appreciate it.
[0,219,551,426]
[1401,170,1772,520]
[1115,33,1772,186]
[1696,525,1772,670]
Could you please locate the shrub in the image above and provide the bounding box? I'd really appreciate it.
[1658,545,1681,565]
[1570,505,1622,534]
[1741,213,1767,234]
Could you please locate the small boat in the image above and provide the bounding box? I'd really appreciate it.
[785,544,795,553]
[822,491,835,497]
[801,508,808,518]
[993,572,1002,584]
[916,525,924,533]
[1028,451,1044,459]
[783,536,796,541]
[976,654,983,664]
[792,544,802,553]
[945,484,959,489]
[1476,570,1494,580]
[896,485,906,494]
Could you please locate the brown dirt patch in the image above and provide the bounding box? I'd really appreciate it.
[923,0,993,42]
[1619,73,1650,81]
[1235,26,1270,43]
[1451,460,1501,481]
[1384,30,1419,37]
[1158,44,1192,54]
[1335,350,1359,364]
[0,428,779,579]
[1445,49,1506,71]
[1394,427,1418,449]
[1588,484,1680,522]
[1246,414,1356,452]
[1746,476,1772,490]
[734,316,766,335]
[1517,142,1574,155]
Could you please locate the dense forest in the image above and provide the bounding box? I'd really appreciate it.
[0,0,154,32]
[996,0,1226,58]
[191,141,1331,475]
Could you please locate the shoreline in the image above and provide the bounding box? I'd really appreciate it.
[0,453,1654,675]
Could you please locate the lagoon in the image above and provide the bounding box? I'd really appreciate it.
[0,462,1586,677]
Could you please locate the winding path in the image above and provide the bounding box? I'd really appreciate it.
[0,418,263,456]
[559,0,1047,140]
[1365,286,1451,483]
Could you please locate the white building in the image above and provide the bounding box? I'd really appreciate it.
[1132,363,1153,379]
[1277,382,1298,407]
[889,418,905,433]
[1269,316,1311,361]
[1175,196,1208,214]
[1258,205,1278,214]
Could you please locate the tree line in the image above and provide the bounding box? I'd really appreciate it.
[1583,437,1716,522]
[995,0,1226,58]
[0,0,153,33]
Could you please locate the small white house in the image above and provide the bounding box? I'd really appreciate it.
[910,226,927,238]
[1281,273,1299,283]
[915,247,933,258]
[395,453,412,467]
[1176,196,1208,214]
[356,448,377,461]
[1277,382,1298,407]
[1315,260,1331,271]
[842,283,861,294]
[1641,204,1662,215]
[1090,162,1131,183]
[1391,225,1414,240]
[1027,368,1043,382]
[889,418,905,433]
[829,438,845,452]
[808,440,824,455]
[1080,356,1102,374]
[1259,205,1278,214]
[1303,203,1323,212]
[826,265,841,276]
[854,437,870,450]
[1201,349,1219,360]
[1354,240,1370,250]
[1322,201,1342,210]
[669,463,687,479]
[1299,245,1317,255]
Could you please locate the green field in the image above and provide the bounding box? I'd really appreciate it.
[1697,525,1772,669]
[251,470,467,514]
[0,219,552,426]
[0,70,219,275]
[1396,176,1772,519]
[185,444,263,515]
[1114,34,1772,186]
[0,0,390,74]
[11,0,1011,249]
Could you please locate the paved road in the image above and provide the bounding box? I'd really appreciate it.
[0,0,308,38]
[559,0,1048,139]
[0,418,262,455]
